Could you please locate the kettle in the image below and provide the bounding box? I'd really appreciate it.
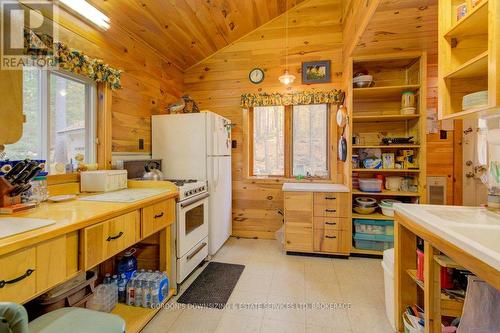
[142,161,164,181]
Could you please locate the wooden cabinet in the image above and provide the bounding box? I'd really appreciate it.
[142,199,175,238]
[36,236,67,292]
[0,70,23,146]
[82,210,140,269]
[284,191,350,255]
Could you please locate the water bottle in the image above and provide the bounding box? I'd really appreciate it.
[134,275,144,307]
[111,274,118,285]
[103,273,112,284]
[126,277,136,306]
[118,273,127,303]
[150,277,160,308]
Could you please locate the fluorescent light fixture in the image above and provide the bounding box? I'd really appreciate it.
[60,0,110,30]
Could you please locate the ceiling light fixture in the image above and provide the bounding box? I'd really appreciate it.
[60,0,110,30]
[279,0,295,85]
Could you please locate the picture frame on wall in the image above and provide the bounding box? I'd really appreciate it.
[301,60,331,84]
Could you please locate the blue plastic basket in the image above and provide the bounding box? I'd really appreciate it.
[353,219,394,236]
[353,233,394,251]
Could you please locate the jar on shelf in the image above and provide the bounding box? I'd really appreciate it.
[30,175,48,203]
[401,91,416,109]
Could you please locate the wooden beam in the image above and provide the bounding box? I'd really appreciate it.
[97,83,113,170]
[342,0,381,58]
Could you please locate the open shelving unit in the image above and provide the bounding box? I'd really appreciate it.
[438,0,500,119]
[348,52,427,256]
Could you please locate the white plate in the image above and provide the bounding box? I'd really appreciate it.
[48,194,77,202]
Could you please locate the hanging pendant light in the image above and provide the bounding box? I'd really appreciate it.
[279,0,295,85]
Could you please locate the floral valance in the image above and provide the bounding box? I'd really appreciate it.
[24,29,122,90]
[240,90,343,108]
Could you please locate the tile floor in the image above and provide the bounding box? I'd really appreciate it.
[143,237,394,333]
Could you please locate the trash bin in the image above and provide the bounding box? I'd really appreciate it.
[382,248,396,331]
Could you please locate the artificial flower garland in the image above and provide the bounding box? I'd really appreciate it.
[240,89,343,108]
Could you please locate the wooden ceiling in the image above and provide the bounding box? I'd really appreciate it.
[353,0,438,63]
[88,0,306,70]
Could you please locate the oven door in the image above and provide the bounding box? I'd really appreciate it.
[177,193,209,257]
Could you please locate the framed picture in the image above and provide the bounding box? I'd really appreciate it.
[302,60,331,84]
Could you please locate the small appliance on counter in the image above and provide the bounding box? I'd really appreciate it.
[80,170,128,193]
[115,159,163,179]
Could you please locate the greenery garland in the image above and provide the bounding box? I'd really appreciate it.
[24,29,122,90]
[240,90,343,108]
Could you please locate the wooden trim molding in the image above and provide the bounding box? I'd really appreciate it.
[97,83,113,170]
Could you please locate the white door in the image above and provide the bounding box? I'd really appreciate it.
[207,156,232,255]
[207,112,231,156]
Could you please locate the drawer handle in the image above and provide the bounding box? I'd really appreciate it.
[325,197,336,200]
[106,231,124,241]
[325,222,337,225]
[325,209,336,213]
[325,235,337,239]
[0,269,35,288]
[187,242,207,261]
[154,212,164,219]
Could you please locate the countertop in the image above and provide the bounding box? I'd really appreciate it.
[0,185,178,256]
[394,204,500,271]
[282,182,350,192]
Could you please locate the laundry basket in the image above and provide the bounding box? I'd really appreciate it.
[382,248,396,331]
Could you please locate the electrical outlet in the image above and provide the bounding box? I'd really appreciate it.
[139,138,144,150]
[232,140,237,148]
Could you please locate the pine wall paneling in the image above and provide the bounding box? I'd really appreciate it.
[185,0,343,239]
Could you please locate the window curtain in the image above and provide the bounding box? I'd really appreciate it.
[24,29,122,90]
[240,90,343,108]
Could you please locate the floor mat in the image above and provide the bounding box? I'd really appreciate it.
[177,262,245,309]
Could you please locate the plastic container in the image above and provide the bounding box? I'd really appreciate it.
[354,219,394,236]
[353,233,394,251]
[29,176,49,203]
[126,270,169,308]
[382,248,396,331]
[358,178,383,192]
[87,283,118,313]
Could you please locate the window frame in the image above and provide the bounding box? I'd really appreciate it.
[15,67,98,172]
[247,103,333,180]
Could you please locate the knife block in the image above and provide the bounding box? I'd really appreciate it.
[0,177,21,207]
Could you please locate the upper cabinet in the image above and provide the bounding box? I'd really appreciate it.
[438,0,500,119]
[0,70,23,145]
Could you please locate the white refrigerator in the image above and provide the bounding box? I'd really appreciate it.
[152,111,232,256]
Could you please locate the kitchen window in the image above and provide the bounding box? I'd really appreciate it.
[249,103,330,178]
[4,67,97,173]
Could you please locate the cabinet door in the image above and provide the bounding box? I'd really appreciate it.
[0,70,23,145]
[284,192,313,226]
[82,221,107,269]
[36,236,67,293]
[0,247,36,303]
[285,225,313,252]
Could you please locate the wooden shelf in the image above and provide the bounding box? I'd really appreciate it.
[353,190,421,197]
[352,114,419,122]
[352,144,420,149]
[111,288,175,333]
[441,105,496,120]
[444,51,488,79]
[351,247,383,256]
[406,270,464,317]
[353,85,420,99]
[352,212,394,221]
[444,0,488,39]
[353,168,420,173]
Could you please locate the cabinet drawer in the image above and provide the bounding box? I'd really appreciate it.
[82,211,140,269]
[313,192,349,218]
[313,217,344,231]
[142,200,175,238]
[313,229,341,253]
[285,225,313,252]
[284,192,313,225]
[0,247,36,303]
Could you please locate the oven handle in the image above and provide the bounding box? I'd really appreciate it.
[187,242,207,261]
[180,193,210,208]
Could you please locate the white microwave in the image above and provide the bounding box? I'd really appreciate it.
[80,170,128,192]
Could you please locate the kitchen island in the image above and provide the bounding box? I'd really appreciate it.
[394,204,500,333]
[0,180,178,333]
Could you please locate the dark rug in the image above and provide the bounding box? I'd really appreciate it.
[177,262,245,309]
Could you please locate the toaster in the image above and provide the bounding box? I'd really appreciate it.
[80,170,128,192]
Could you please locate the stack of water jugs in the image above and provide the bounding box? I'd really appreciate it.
[126,269,170,308]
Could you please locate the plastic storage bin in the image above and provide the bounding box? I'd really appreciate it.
[353,219,394,236]
[382,248,396,331]
[353,233,394,251]
[359,178,383,192]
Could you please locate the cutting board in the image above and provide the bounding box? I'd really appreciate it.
[79,188,172,203]
[0,218,56,240]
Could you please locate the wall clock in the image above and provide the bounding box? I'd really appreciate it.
[249,68,265,84]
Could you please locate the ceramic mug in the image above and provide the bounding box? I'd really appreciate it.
[385,176,403,191]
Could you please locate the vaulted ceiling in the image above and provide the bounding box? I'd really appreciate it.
[88,0,306,70]
[353,0,438,63]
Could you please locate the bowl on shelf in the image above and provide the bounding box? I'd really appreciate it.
[379,199,402,217]
[355,196,377,207]
[353,205,377,215]
[353,75,374,88]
